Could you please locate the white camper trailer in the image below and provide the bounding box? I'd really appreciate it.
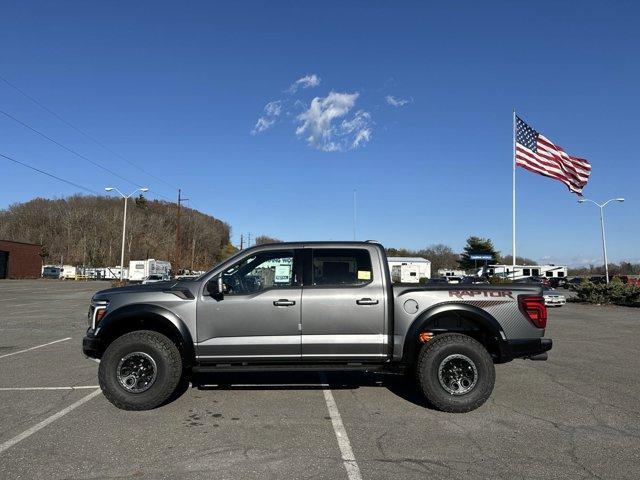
[438,269,466,278]
[128,259,171,282]
[60,265,77,279]
[478,264,568,280]
[392,264,421,283]
[103,266,128,280]
[387,257,431,283]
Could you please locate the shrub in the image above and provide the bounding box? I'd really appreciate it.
[488,276,508,284]
[572,280,640,306]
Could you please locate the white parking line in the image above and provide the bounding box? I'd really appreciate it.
[320,374,363,480]
[0,388,102,454]
[0,386,99,391]
[0,338,72,360]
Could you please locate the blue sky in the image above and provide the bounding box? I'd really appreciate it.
[1,1,638,266]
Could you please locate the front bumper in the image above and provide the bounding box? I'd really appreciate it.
[82,329,102,359]
[501,337,552,361]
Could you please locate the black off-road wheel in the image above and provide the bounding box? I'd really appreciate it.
[98,330,183,411]
[415,333,495,413]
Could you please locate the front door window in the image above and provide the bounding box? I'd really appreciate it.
[221,250,295,295]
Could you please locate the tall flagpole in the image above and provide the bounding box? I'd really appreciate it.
[512,109,516,280]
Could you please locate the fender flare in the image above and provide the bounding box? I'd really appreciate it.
[96,303,195,362]
[402,302,505,363]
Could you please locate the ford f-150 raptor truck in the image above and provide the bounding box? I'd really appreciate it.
[83,241,552,413]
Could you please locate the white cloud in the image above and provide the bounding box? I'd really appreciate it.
[288,74,321,93]
[251,100,282,135]
[385,95,411,107]
[352,127,372,148]
[296,92,372,151]
[252,117,275,134]
[264,100,282,116]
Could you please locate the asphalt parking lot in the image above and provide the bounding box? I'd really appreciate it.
[1,280,639,480]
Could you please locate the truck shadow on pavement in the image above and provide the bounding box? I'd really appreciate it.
[191,371,430,409]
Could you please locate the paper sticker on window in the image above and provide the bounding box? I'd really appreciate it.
[357,270,371,280]
[274,265,292,283]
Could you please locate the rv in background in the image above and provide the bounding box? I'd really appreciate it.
[478,264,568,280]
[438,269,466,278]
[102,266,128,280]
[42,265,62,279]
[128,259,171,282]
[60,265,78,279]
[42,264,76,279]
[387,257,431,283]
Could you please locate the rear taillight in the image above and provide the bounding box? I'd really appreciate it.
[519,296,547,329]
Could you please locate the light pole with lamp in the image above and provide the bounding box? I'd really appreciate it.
[578,197,625,284]
[105,187,149,281]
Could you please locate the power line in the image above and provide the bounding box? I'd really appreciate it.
[0,74,178,192]
[0,109,174,203]
[0,109,143,188]
[0,152,100,195]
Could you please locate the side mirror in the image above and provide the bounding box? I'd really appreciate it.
[206,277,224,297]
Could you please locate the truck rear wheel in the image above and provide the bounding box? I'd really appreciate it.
[415,333,495,413]
[98,330,183,410]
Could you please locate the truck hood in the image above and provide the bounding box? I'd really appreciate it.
[92,280,192,300]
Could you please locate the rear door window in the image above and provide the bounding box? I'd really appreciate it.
[311,249,373,286]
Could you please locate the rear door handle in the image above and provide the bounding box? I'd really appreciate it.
[356,298,379,305]
[273,299,296,307]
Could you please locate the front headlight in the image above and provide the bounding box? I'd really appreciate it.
[89,299,109,329]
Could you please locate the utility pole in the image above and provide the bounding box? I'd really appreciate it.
[240,234,244,250]
[175,189,189,275]
[247,233,252,248]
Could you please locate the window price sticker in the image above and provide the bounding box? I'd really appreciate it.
[357,270,371,280]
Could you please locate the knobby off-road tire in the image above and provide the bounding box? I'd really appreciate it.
[415,333,495,413]
[98,330,183,411]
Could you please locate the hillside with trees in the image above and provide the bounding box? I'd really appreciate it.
[0,195,234,270]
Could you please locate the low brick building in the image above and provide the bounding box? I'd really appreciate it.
[0,240,43,279]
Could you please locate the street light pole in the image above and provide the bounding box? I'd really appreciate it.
[598,204,609,284]
[578,197,625,284]
[120,195,128,282]
[105,187,149,281]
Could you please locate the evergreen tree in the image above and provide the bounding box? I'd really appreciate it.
[458,236,499,269]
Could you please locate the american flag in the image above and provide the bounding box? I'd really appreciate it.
[515,116,591,195]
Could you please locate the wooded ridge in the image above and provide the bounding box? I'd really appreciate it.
[0,195,233,270]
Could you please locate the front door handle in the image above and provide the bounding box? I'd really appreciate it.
[273,299,296,307]
[356,298,379,305]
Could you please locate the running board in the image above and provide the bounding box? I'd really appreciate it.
[192,362,389,374]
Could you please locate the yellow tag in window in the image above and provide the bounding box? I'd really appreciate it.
[357,270,371,280]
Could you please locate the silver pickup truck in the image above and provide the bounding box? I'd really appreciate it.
[83,241,552,413]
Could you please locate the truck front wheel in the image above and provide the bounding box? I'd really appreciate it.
[415,333,495,413]
[98,330,183,410]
